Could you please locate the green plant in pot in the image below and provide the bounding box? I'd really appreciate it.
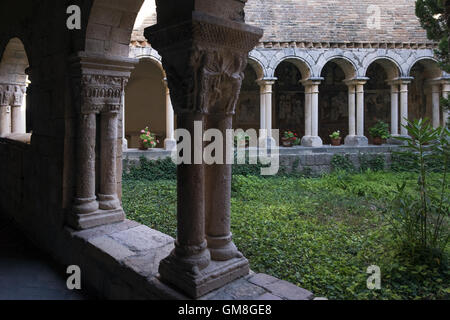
[282,131,300,147]
[369,121,391,145]
[329,130,342,146]
[139,127,159,150]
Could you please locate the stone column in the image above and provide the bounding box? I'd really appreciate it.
[257,79,266,139]
[67,53,134,230]
[0,84,12,137]
[258,79,276,147]
[345,80,368,146]
[205,114,240,262]
[145,1,263,298]
[122,91,128,151]
[390,83,399,136]
[442,81,450,127]
[301,79,323,147]
[399,80,411,136]
[98,105,121,211]
[11,85,26,134]
[345,82,356,143]
[163,79,176,150]
[432,83,441,128]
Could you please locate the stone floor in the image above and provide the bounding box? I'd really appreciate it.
[0,216,90,300]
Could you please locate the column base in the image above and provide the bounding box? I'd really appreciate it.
[164,138,177,151]
[67,208,125,231]
[122,138,128,151]
[344,135,368,146]
[387,135,409,145]
[98,194,121,211]
[301,136,323,147]
[159,254,250,299]
[207,235,242,261]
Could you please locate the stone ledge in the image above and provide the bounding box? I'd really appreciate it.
[64,219,318,300]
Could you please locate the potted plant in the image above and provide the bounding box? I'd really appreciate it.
[369,121,391,146]
[139,127,159,150]
[234,132,250,149]
[282,131,300,147]
[329,130,342,146]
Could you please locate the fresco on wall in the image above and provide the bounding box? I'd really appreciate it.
[319,62,349,143]
[234,65,260,130]
[275,62,305,135]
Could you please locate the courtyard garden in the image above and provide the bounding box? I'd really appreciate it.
[122,121,449,300]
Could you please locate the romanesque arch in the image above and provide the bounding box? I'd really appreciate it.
[0,38,30,139]
[319,58,357,143]
[364,58,401,142]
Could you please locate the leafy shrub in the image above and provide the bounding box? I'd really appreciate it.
[369,121,391,139]
[386,119,449,263]
[124,157,176,181]
[331,154,356,173]
[359,153,386,172]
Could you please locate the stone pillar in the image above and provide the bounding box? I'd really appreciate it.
[257,79,266,139]
[301,79,323,147]
[122,92,128,151]
[67,53,135,230]
[145,1,263,298]
[205,114,240,262]
[163,79,176,151]
[442,81,450,127]
[399,80,411,136]
[98,105,121,211]
[390,83,399,136]
[345,82,356,142]
[258,78,276,146]
[432,83,441,129]
[344,80,368,146]
[0,84,12,137]
[11,85,26,134]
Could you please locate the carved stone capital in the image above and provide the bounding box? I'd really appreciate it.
[70,53,136,115]
[146,12,263,116]
[0,83,26,107]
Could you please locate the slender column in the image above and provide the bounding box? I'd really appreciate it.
[347,83,356,136]
[122,92,128,151]
[356,82,365,137]
[11,85,26,134]
[163,79,176,150]
[400,81,411,136]
[205,114,240,261]
[301,79,323,147]
[304,84,312,136]
[0,84,12,137]
[432,83,441,128]
[345,80,368,146]
[257,80,266,138]
[264,80,276,146]
[73,111,99,215]
[98,106,121,211]
[390,83,399,136]
[146,0,262,298]
[442,81,450,127]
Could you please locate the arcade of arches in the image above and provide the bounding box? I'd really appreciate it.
[127,55,450,150]
[1,0,449,301]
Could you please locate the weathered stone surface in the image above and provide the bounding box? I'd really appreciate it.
[72,219,140,241]
[123,242,174,277]
[110,225,174,253]
[88,235,135,261]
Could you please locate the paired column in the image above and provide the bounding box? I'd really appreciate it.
[257,79,266,139]
[442,81,450,127]
[257,79,276,147]
[430,82,441,129]
[390,83,399,137]
[163,79,176,151]
[145,0,262,298]
[68,55,134,230]
[301,79,323,147]
[344,80,368,146]
[399,80,411,136]
[0,84,27,137]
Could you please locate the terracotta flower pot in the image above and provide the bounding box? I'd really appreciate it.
[331,138,342,146]
[282,138,293,147]
[373,137,383,146]
[139,140,149,151]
